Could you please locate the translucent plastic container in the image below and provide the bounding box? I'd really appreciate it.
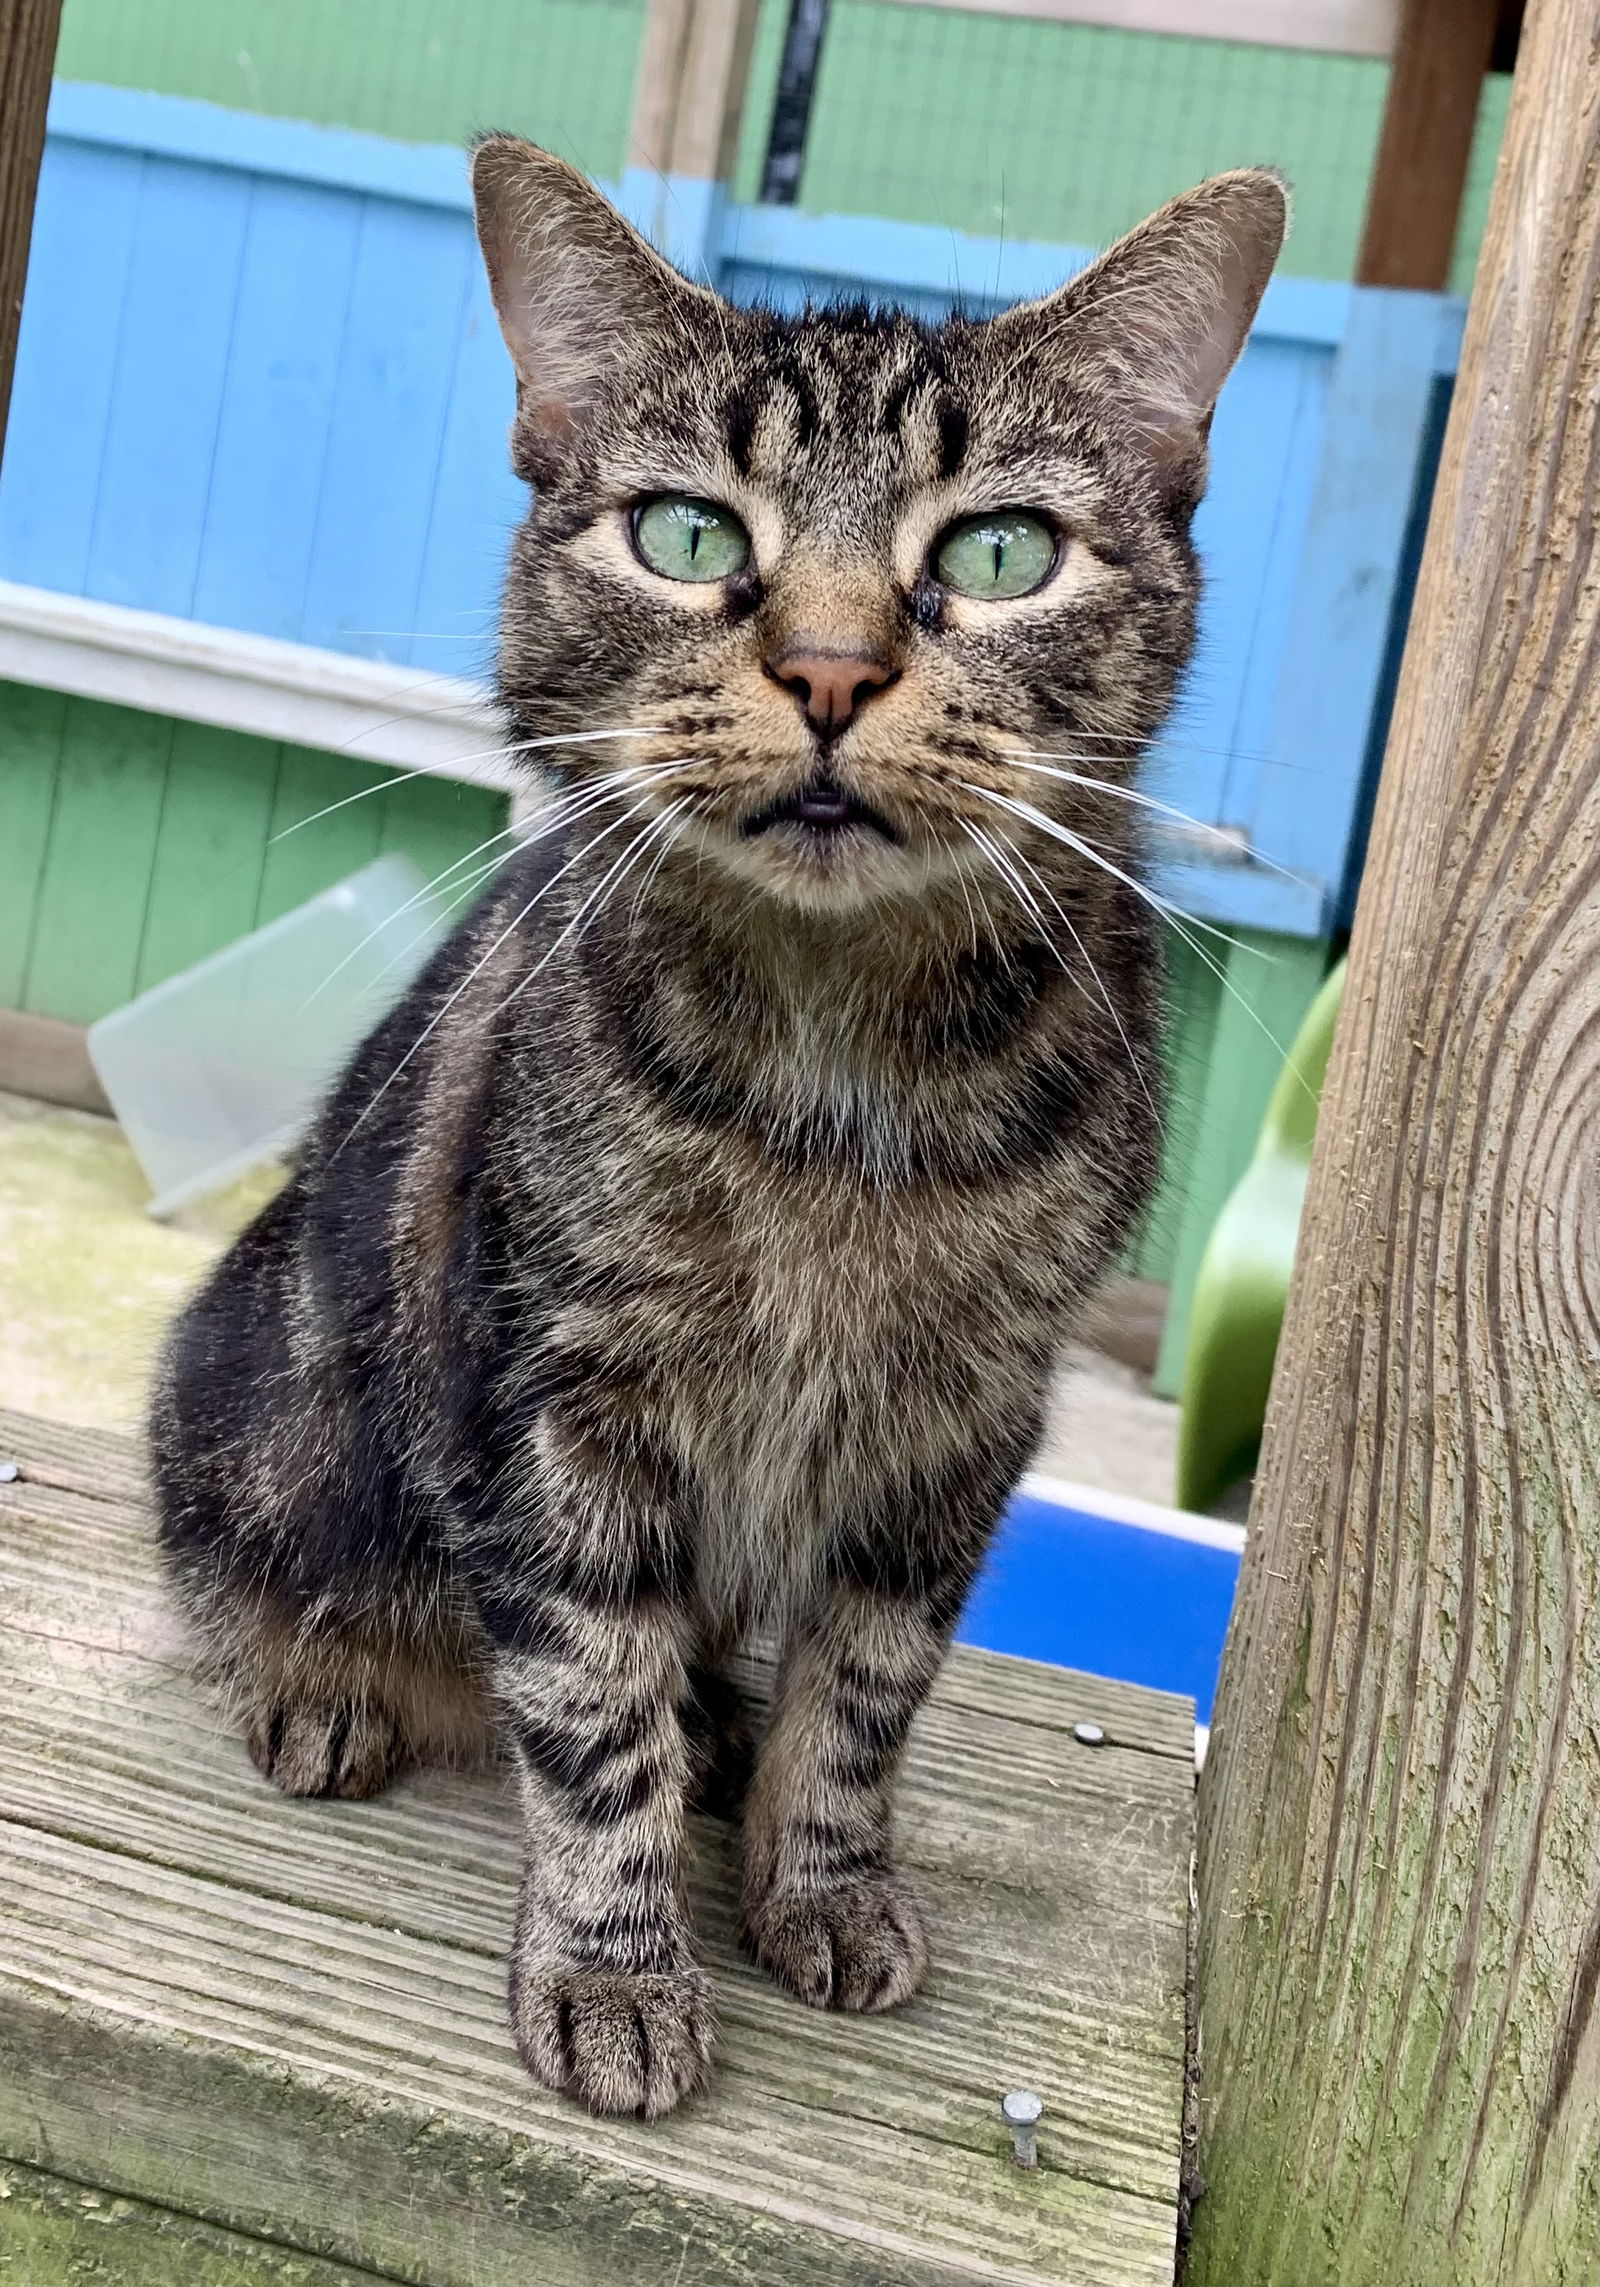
[88,854,453,1218]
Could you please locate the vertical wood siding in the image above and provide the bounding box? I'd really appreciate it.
[0,125,525,682]
[0,678,508,1027]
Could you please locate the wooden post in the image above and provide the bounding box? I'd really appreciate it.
[1356,0,1500,288]
[1188,0,1600,2279]
[620,0,761,275]
[0,0,63,461]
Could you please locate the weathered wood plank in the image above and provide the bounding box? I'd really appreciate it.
[0,1406,1193,2285]
[0,2156,388,2287]
[1355,0,1500,290]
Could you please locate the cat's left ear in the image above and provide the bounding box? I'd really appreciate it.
[995,170,1288,507]
[472,135,709,481]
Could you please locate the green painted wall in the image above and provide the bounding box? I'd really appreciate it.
[57,0,1508,292]
[0,683,509,1027]
[56,0,647,176]
[764,7,1508,295]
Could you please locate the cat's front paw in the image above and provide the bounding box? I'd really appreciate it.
[508,1958,716,2118]
[744,1873,928,2012]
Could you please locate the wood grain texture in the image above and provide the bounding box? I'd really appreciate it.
[0,0,62,461]
[1356,0,1499,288]
[628,0,761,181]
[0,1408,1194,2287]
[0,1007,110,1114]
[0,2157,386,2287]
[1190,1,1600,2278]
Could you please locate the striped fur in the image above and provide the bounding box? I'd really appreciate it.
[152,147,1285,2118]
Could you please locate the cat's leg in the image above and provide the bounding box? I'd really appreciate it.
[151,1194,490,1801]
[740,1446,1028,2012]
[469,1398,713,2118]
[739,1582,940,2010]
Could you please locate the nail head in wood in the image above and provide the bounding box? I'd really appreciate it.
[1001,2087,1043,2168]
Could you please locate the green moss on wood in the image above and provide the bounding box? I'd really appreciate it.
[0,2159,384,2286]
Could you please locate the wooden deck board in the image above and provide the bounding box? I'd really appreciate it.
[0,1406,1193,2286]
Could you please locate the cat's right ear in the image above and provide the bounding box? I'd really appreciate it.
[471,136,702,482]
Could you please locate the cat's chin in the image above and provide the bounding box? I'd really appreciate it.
[710,818,935,916]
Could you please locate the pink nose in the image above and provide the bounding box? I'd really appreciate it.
[769,648,895,738]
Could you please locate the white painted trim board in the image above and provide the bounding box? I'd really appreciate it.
[0,581,512,789]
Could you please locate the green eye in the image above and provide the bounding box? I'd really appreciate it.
[633,494,750,583]
[934,511,1057,600]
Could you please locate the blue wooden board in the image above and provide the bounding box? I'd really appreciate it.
[0,84,1467,936]
[0,138,141,596]
[190,177,364,640]
[960,1483,1242,1720]
[84,157,253,619]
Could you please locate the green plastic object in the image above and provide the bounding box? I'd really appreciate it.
[1176,958,1347,1515]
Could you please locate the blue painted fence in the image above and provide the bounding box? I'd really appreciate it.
[3,83,1466,936]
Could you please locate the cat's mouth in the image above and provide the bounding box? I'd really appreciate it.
[739,772,901,844]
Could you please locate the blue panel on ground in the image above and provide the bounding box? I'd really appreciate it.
[957,1490,1242,1720]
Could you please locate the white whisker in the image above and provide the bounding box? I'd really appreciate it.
[1003,752,1301,896]
[334,791,667,1152]
[950,834,982,960]
[964,782,1305,1089]
[1004,831,1160,1120]
[267,726,668,845]
[962,821,1068,973]
[356,844,529,1000]
[957,840,1011,977]
[299,762,691,1014]
[501,800,691,1016]
[628,795,700,933]
[298,825,528,1015]
[969,782,1249,954]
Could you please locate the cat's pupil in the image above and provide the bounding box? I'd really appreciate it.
[633,495,750,582]
[934,510,1055,600]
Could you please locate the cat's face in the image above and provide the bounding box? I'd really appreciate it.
[474,147,1285,918]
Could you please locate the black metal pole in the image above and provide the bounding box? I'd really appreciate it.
[758,0,831,206]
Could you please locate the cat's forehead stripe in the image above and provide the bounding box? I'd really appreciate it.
[721,309,969,493]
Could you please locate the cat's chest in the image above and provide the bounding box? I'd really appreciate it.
[651,1164,1060,1474]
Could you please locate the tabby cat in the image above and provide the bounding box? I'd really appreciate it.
[152,142,1285,2119]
